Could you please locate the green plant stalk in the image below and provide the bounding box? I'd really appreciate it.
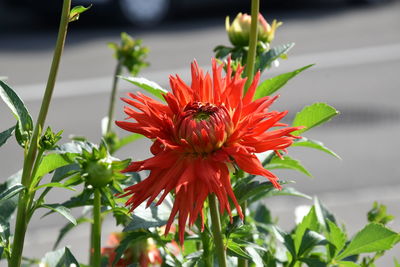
[200,228,213,267]
[240,1,259,266]
[106,62,122,134]
[9,1,71,266]
[244,0,260,93]
[92,189,102,267]
[208,194,227,267]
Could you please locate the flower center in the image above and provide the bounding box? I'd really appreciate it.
[177,102,233,154]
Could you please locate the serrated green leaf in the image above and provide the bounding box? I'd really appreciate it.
[326,219,347,258]
[298,229,327,257]
[292,137,341,159]
[267,155,312,177]
[53,216,92,249]
[256,43,295,72]
[69,5,91,22]
[0,126,15,148]
[292,103,339,135]
[123,198,172,231]
[113,133,143,152]
[120,76,167,101]
[227,240,252,260]
[0,81,33,146]
[337,261,361,267]
[41,204,77,225]
[314,197,337,230]
[40,247,80,267]
[254,64,313,99]
[295,206,320,253]
[336,223,399,260]
[0,184,24,204]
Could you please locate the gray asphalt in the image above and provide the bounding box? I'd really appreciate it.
[1,1,400,265]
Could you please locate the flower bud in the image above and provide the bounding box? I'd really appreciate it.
[225,13,282,46]
[84,160,114,188]
[38,127,62,151]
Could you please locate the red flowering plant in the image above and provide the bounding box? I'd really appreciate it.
[0,0,399,267]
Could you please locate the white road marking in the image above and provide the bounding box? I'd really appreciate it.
[12,42,400,102]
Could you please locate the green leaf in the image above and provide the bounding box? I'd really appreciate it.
[256,43,295,72]
[51,163,80,182]
[0,184,24,204]
[227,240,252,260]
[53,216,92,249]
[0,81,33,146]
[267,155,312,177]
[254,64,313,99]
[113,133,144,152]
[124,199,172,231]
[294,206,320,253]
[337,261,361,267]
[34,182,75,192]
[33,153,75,184]
[292,137,341,159]
[246,247,265,266]
[69,5,91,22]
[299,257,327,267]
[336,223,400,260]
[0,171,22,223]
[120,76,167,101]
[292,103,339,135]
[41,204,77,225]
[314,197,337,230]
[263,187,311,200]
[298,230,327,257]
[394,257,400,267]
[40,247,80,267]
[0,126,15,148]
[326,220,347,258]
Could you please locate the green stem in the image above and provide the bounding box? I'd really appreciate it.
[106,62,122,134]
[208,194,227,267]
[9,1,71,266]
[244,0,260,93]
[199,227,213,267]
[92,189,102,267]
[240,1,260,266]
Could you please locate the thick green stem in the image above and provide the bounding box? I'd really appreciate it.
[9,1,71,266]
[106,62,122,134]
[208,194,227,267]
[92,189,102,267]
[244,0,260,93]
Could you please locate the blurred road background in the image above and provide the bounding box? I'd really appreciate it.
[1,0,400,265]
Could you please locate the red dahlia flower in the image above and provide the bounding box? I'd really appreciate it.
[116,59,302,244]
